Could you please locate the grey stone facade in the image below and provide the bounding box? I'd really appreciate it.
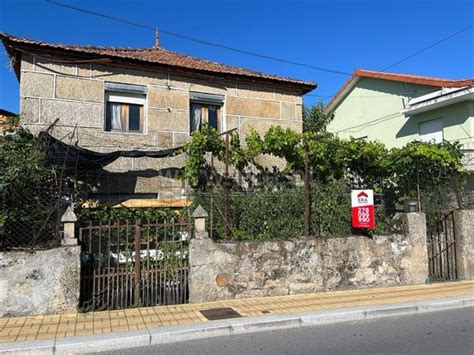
[18,54,304,197]
[19,54,303,152]
[0,246,81,317]
[189,213,429,303]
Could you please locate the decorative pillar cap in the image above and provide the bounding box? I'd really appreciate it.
[61,206,78,223]
[192,205,208,219]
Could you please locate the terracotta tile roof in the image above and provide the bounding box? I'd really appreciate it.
[325,69,474,112]
[0,32,316,93]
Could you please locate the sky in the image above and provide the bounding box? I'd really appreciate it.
[0,0,473,113]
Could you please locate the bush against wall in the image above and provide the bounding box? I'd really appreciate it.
[0,117,61,249]
[184,124,465,240]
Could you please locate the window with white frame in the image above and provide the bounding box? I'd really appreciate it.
[419,118,443,144]
[189,92,224,133]
[104,83,146,133]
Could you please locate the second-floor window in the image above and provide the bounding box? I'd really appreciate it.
[190,92,224,133]
[419,118,443,144]
[104,83,147,133]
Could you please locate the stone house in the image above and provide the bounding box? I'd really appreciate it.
[1,33,316,204]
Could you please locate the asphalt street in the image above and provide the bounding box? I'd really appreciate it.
[99,307,474,355]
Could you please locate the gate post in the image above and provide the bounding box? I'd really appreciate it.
[192,205,208,239]
[61,206,78,246]
[453,210,474,280]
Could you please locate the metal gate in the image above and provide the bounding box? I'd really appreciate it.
[426,210,458,281]
[78,218,191,311]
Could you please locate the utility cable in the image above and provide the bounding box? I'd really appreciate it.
[44,0,351,76]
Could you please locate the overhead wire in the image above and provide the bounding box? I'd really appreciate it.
[44,0,351,76]
[381,24,474,71]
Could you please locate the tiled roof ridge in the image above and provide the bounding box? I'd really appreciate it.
[325,68,474,112]
[0,32,317,90]
[354,68,474,86]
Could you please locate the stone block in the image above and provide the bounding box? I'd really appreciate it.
[135,176,183,194]
[55,76,104,103]
[0,246,81,317]
[226,82,237,97]
[275,88,303,104]
[216,273,231,287]
[102,156,134,172]
[239,117,301,136]
[78,64,92,77]
[295,104,303,121]
[148,108,189,132]
[235,83,275,101]
[20,71,54,98]
[20,97,39,123]
[227,97,279,119]
[148,87,189,110]
[280,102,295,120]
[157,131,173,148]
[253,152,288,174]
[131,155,186,173]
[174,132,191,147]
[41,99,103,127]
[35,58,77,76]
[170,75,228,95]
[225,115,239,131]
[91,65,168,86]
[20,54,35,71]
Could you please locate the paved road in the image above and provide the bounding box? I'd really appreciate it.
[101,307,474,355]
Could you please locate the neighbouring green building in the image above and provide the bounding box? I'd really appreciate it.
[325,70,474,168]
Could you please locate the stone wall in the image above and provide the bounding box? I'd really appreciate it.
[454,209,474,280]
[189,213,428,302]
[0,246,81,317]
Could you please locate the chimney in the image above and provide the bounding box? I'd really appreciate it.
[154,28,160,48]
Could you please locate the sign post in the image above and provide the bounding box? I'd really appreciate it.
[351,190,375,230]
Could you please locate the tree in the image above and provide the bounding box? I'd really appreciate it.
[302,100,335,133]
[0,116,60,247]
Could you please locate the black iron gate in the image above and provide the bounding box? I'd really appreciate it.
[78,218,191,311]
[426,210,458,282]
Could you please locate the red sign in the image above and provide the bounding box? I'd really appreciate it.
[351,190,375,229]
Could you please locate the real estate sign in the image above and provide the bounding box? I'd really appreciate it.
[351,190,375,229]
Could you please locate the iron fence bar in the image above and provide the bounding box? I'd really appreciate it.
[107,221,111,309]
[444,213,450,280]
[125,220,130,308]
[451,212,458,280]
[134,219,141,307]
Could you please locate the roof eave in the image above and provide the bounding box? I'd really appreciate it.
[324,75,359,113]
[402,86,474,116]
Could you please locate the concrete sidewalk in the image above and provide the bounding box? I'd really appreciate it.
[0,281,472,348]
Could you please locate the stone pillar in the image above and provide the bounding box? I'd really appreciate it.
[192,205,209,240]
[454,210,474,280]
[61,206,78,246]
[400,212,429,284]
[190,205,212,303]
